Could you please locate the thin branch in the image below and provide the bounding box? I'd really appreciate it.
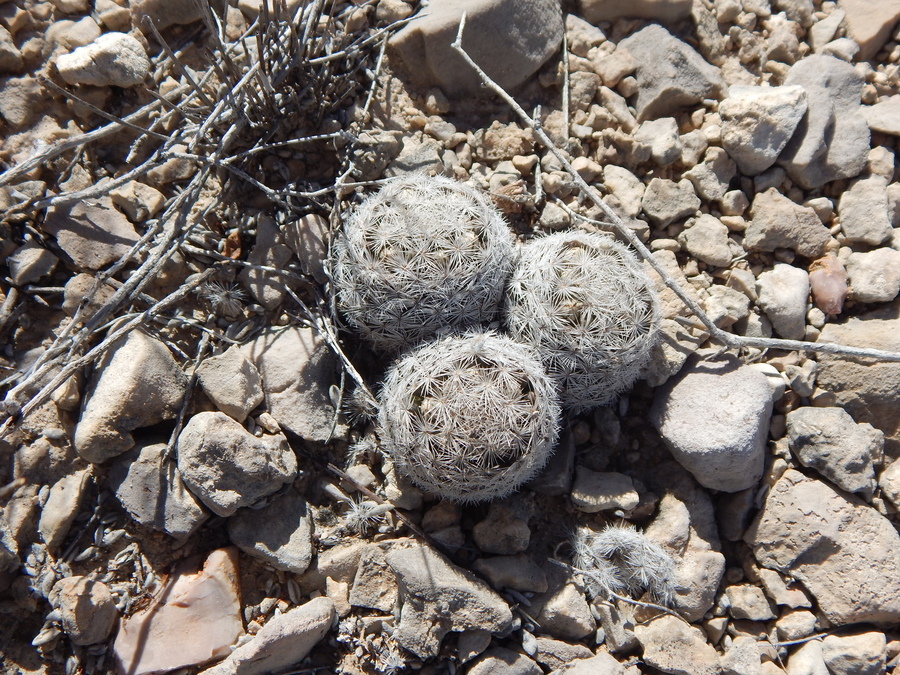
[450,16,900,364]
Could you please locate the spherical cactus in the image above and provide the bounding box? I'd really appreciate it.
[378,331,561,502]
[504,231,659,411]
[332,173,516,352]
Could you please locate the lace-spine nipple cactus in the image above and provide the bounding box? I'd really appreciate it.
[504,231,660,411]
[572,524,676,605]
[333,173,516,352]
[378,331,561,502]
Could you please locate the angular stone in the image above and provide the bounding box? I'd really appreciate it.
[677,214,733,268]
[756,264,809,340]
[39,469,90,551]
[846,248,900,304]
[241,327,344,443]
[176,412,297,518]
[131,0,205,31]
[349,544,398,612]
[385,539,512,659]
[838,177,893,246]
[862,95,900,136]
[578,0,692,22]
[837,0,900,60]
[821,632,887,675]
[75,330,187,463]
[533,637,593,671]
[720,85,808,175]
[787,406,882,495]
[472,499,532,555]
[0,25,22,74]
[683,147,736,202]
[196,345,264,423]
[641,178,700,226]
[726,584,775,621]
[284,213,329,284]
[109,443,209,539]
[7,243,58,286]
[468,647,541,675]
[746,469,900,624]
[114,548,244,675]
[239,215,299,311]
[49,576,118,646]
[471,554,548,593]
[548,652,625,675]
[200,597,335,675]
[228,488,312,574]
[108,180,166,222]
[633,118,681,166]
[779,55,869,189]
[618,24,726,122]
[56,32,150,87]
[43,197,140,270]
[570,468,639,513]
[603,165,644,217]
[634,615,720,675]
[387,0,563,96]
[744,188,830,258]
[651,355,772,493]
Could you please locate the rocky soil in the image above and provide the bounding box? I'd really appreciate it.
[1,0,900,673]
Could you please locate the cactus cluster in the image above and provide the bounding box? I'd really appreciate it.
[378,331,560,502]
[572,524,676,605]
[333,173,516,353]
[505,231,659,411]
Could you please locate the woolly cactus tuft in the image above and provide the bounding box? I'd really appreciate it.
[572,524,676,605]
[333,174,516,352]
[378,331,561,502]
[505,231,659,411]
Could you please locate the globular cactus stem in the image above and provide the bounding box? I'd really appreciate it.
[505,231,660,411]
[332,173,516,353]
[378,330,561,503]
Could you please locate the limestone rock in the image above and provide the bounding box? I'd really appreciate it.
[720,85,808,175]
[108,180,166,222]
[176,412,297,517]
[43,197,140,270]
[756,264,809,340]
[471,554,548,593]
[533,637,593,671]
[677,214,733,267]
[746,469,900,624]
[75,330,187,463]
[633,118,682,166]
[618,24,726,122]
[200,597,335,675]
[241,327,345,443]
[7,243,58,286]
[603,165,644,217]
[131,0,208,31]
[683,147,736,203]
[862,95,900,136]
[570,468,639,512]
[641,178,700,226]
[109,443,209,539]
[468,647,541,675]
[227,487,312,574]
[387,0,563,96]
[579,0,692,23]
[196,345,264,423]
[651,355,772,492]
[821,632,887,675]
[846,248,900,304]
[114,548,244,675]
[744,188,830,258]
[385,539,512,659]
[837,0,900,60]
[548,652,624,675]
[39,470,90,551]
[838,177,893,246]
[786,406,883,495]
[284,213,329,284]
[0,25,22,74]
[634,615,721,675]
[726,584,775,621]
[779,55,869,189]
[534,571,595,641]
[49,576,118,646]
[56,32,150,87]
[240,215,299,310]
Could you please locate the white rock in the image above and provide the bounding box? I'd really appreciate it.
[809,9,845,50]
[49,576,118,646]
[108,180,166,222]
[786,406,883,495]
[677,214,733,267]
[879,458,900,508]
[633,118,681,166]
[75,330,188,463]
[284,213,329,284]
[651,356,773,492]
[200,597,335,675]
[821,632,887,675]
[115,548,244,675]
[196,346,264,423]
[176,412,297,517]
[684,147,737,202]
[862,95,900,136]
[756,264,809,340]
[721,85,808,175]
[720,635,764,675]
[7,243,58,286]
[744,188,830,258]
[56,32,150,87]
[846,248,900,303]
[726,584,775,621]
[838,176,893,245]
[603,165,644,217]
[39,470,90,551]
[785,639,829,675]
[468,647,542,675]
[634,615,720,675]
[641,178,700,226]
[570,468,639,512]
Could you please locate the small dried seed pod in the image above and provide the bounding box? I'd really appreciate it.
[333,174,516,352]
[378,331,561,502]
[505,231,659,411]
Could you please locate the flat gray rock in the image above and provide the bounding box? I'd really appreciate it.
[239,215,298,311]
[641,178,700,226]
[468,647,541,675]
[746,469,900,624]
[863,95,900,135]
[838,176,893,246]
[228,488,312,574]
[43,196,140,270]
[387,0,563,96]
[109,442,209,540]
[744,188,830,258]
[756,263,809,340]
[50,576,118,646]
[650,355,771,492]
[720,84,808,175]
[385,539,512,659]
[634,615,720,675]
[845,248,900,303]
[779,55,870,188]
[176,411,297,517]
[56,32,150,87]
[196,345,264,423]
[618,24,726,122]
[241,327,345,443]
[75,330,188,463]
